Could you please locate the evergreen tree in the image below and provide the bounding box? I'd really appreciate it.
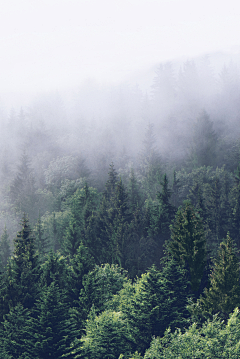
[128,168,143,213]
[160,255,190,330]
[34,281,77,359]
[168,201,206,294]
[150,174,176,265]
[40,250,70,293]
[231,165,240,249]
[0,226,10,270]
[195,234,240,321]
[34,213,49,261]
[80,263,128,317]
[2,215,40,311]
[154,174,175,239]
[190,110,218,168]
[9,152,37,221]
[120,264,188,355]
[0,303,34,359]
[63,183,99,258]
[97,167,132,266]
[63,215,81,258]
[79,309,132,359]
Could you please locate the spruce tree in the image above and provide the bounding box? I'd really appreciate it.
[168,201,206,294]
[2,215,40,311]
[34,281,77,359]
[0,226,10,270]
[34,213,49,261]
[198,234,240,320]
[0,303,34,359]
[40,250,70,293]
[122,265,186,354]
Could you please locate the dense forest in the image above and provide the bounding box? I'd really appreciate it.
[1,55,240,357]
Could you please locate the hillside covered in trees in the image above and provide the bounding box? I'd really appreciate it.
[1,55,240,357]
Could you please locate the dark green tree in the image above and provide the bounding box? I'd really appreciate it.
[150,174,176,264]
[9,152,37,221]
[80,263,128,317]
[40,250,70,293]
[0,303,34,359]
[3,215,40,311]
[79,309,133,359]
[0,226,11,270]
[168,201,206,294]
[231,165,240,249]
[34,281,77,359]
[190,110,218,168]
[34,213,49,261]
[194,234,240,321]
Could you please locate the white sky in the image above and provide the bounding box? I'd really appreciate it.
[0,0,240,93]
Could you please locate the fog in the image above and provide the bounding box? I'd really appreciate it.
[0,0,240,240]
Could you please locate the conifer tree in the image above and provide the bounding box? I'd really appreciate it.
[40,251,70,293]
[34,213,49,261]
[3,215,40,310]
[128,168,143,213]
[0,303,34,359]
[34,281,77,359]
[0,226,10,270]
[150,174,176,264]
[122,265,187,354]
[9,152,37,221]
[160,256,190,330]
[154,173,175,239]
[232,165,240,249]
[79,309,132,359]
[197,234,240,320]
[168,201,206,294]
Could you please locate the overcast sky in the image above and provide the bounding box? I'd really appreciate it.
[0,0,240,94]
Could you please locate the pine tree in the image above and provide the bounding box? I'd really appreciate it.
[63,216,81,258]
[150,174,176,265]
[123,265,182,354]
[232,165,240,249]
[79,309,132,359]
[40,251,70,293]
[160,255,190,330]
[3,215,40,310]
[0,303,34,359]
[198,234,240,320]
[154,174,175,239]
[168,201,206,294]
[34,281,77,359]
[34,213,49,261]
[128,168,143,213]
[0,226,10,270]
[9,152,37,221]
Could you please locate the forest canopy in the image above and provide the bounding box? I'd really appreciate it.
[1,55,240,357]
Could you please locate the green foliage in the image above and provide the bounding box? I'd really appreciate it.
[34,213,49,260]
[9,152,38,222]
[191,233,240,321]
[190,110,218,168]
[168,201,206,294]
[0,226,10,270]
[41,210,72,252]
[80,263,128,317]
[3,215,40,310]
[34,281,77,359]
[0,303,34,359]
[78,310,133,359]
[62,183,99,258]
[116,263,188,355]
[96,166,132,267]
[40,250,71,293]
[144,308,240,359]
